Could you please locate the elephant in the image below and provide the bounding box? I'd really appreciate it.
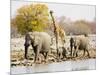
[24,31,51,63]
[71,35,90,58]
[62,46,67,59]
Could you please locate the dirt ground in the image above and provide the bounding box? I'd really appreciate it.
[11,48,96,67]
[11,35,96,67]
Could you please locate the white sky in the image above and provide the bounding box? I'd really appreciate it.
[11,0,96,21]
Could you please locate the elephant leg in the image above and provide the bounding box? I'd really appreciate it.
[63,53,66,59]
[34,51,39,63]
[83,49,86,57]
[34,46,39,63]
[70,45,73,57]
[73,50,75,57]
[73,46,78,57]
[24,39,31,59]
[76,50,78,57]
[86,49,90,58]
[57,52,62,61]
[31,42,35,56]
[62,47,67,59]
[59,52,62,59]
[73,46,75,57]
[45,52,48,63]
[73,46,77,57]
[34,53,37,63]
[24,45,29,59]
[40,51,45,60]
[62,51,66,59]
[57,48,59,59]
[64,54,67,58]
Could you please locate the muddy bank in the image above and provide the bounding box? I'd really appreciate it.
[11,59,96,74]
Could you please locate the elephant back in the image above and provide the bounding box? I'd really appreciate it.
[39,32,51,51]
[29,31,51,51]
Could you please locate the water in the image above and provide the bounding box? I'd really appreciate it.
[11,59,96,74]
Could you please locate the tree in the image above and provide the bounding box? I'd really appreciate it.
[12,4,49,35]
[73,20,92,35]
[55,17,93,35]
[88,19,96,34]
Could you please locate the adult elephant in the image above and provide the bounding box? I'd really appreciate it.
[24,31,51,63]
[72,35,90,58]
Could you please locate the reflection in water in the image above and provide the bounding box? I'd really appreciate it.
[11,59,96,74]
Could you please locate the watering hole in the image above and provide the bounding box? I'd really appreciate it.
[11,59,96,74]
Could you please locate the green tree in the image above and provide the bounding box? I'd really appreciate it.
[12,4,49,34]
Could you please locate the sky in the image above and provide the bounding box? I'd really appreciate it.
[11,0,96,21]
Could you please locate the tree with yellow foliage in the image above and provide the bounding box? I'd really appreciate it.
[12,4,49,35]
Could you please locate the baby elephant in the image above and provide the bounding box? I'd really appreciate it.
[72,36,90,58]
[24,32,51,63]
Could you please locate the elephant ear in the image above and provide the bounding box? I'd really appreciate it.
[28,32,35,40]
[34,36,41,44]
[36,36,40,41]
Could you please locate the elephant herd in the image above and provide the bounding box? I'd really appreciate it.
[24,31,90,63]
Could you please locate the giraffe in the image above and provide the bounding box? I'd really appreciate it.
[55,24,66,45]
[50,10,66,60]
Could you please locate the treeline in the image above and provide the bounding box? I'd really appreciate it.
[11,4,96,37]
[57,16,96,35]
